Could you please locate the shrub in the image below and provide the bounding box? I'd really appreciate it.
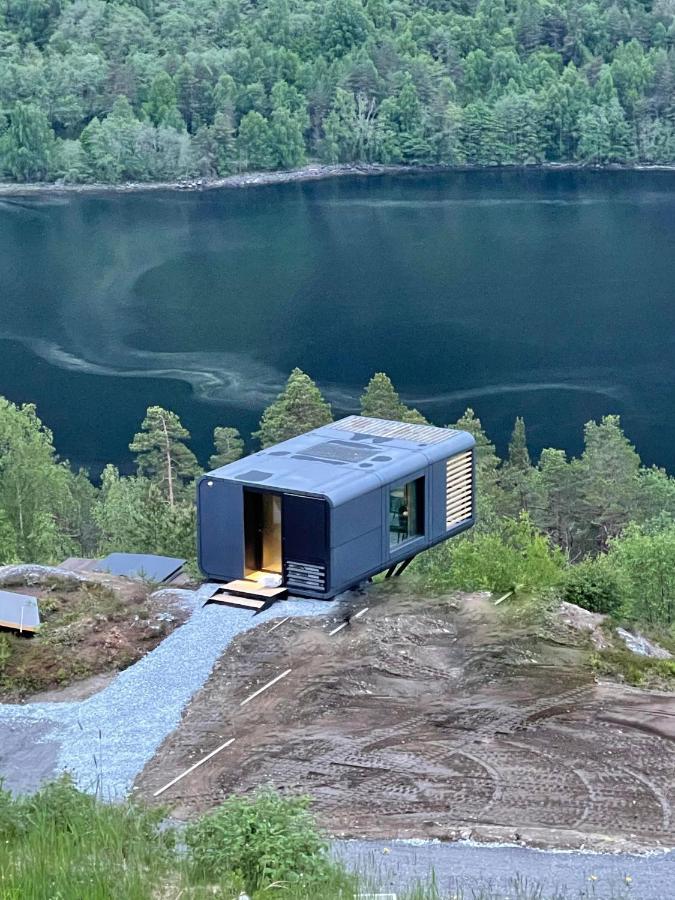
[561,556,625,615]
[185,789,336,893]
[0,634,12,674]
[416,513,565,595]
[592,649,675,687]
[608,521,675,626]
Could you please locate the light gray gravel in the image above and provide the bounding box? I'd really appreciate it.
[336,839,675,899]
[0,585,335,798]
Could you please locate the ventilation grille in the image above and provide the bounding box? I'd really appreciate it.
[445,450,474,529]
[285,560,327,592]
[332,415,458,446]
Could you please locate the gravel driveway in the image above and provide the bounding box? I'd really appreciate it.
[0,586,335,798]
[336,839,675,899]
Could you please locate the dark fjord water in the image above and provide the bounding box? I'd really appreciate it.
[1,170,673,473]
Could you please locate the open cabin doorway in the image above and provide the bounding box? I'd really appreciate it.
[243,489,283,579]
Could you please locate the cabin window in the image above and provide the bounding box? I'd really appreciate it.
[389,477,424,548]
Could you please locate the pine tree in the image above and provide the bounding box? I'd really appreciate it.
[143,72,179,127]
[129,407,200,508]
[3,102,55,182]
[531,449,580,555]
[209,427,244,469]
[501,416,534,513]
[579,415,641,551]
[449,408,500,481]
[360,373,428,423]
[448,407,504,523]
[507,417,531,470]
[254,369,333,448]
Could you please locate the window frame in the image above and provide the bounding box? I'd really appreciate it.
[388,475,425,552]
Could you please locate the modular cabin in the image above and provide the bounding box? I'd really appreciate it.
[197,415,476,600]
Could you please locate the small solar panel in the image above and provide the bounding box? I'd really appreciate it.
[92,553,185,583]
[0,590,40,632]
[332,415,458,446]
[305,441,377,463]
[293,455,345,466]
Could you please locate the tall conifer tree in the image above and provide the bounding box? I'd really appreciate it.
[254,369,332,448]
[129,407,200,508]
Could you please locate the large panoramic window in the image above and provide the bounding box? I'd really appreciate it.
[389,478,424,548]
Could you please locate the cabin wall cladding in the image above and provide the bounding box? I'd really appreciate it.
[197,416,476,600]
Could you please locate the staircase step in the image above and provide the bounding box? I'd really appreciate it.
[206,580,288,612]
[209,592,268,610]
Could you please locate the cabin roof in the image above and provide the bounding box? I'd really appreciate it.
[205,416,475,506]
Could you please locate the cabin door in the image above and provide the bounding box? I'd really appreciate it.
[243,490,283,576]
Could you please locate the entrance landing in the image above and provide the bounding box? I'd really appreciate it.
[208,579,288,612]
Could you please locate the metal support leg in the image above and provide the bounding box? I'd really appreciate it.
[394,555,416,577]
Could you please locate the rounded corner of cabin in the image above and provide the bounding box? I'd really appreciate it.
[455,429,476,451]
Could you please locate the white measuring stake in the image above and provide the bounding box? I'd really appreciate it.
[268,616,290,633]
[153,737,235,797]
[329,607,369,636]
[240,668,291,706]
[494,591,513,606]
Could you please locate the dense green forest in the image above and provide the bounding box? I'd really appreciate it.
[4,369,675,636]
[0,0,673,182]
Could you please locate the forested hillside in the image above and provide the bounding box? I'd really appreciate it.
[0,0,673,183]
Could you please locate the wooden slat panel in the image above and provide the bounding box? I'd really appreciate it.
[445,488,473,506]
[445,451,473,529]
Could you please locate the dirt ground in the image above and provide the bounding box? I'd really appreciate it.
[135,586,675,852]
[0,570,193,701]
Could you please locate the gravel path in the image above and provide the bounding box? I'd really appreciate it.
[336,839,675,899]
[0,586,335,798]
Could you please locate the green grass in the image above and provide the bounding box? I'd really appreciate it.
[0,579,171,700]
[0,778,633,900]
[0,777,174,900]
[592,646,675,687]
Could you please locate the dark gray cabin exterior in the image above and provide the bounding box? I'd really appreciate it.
[197,416,476,599]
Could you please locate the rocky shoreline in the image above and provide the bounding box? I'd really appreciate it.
[0,161,673,196]
[0,163,414,196]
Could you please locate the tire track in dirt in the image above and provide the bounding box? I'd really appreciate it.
[134,591,675,849]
